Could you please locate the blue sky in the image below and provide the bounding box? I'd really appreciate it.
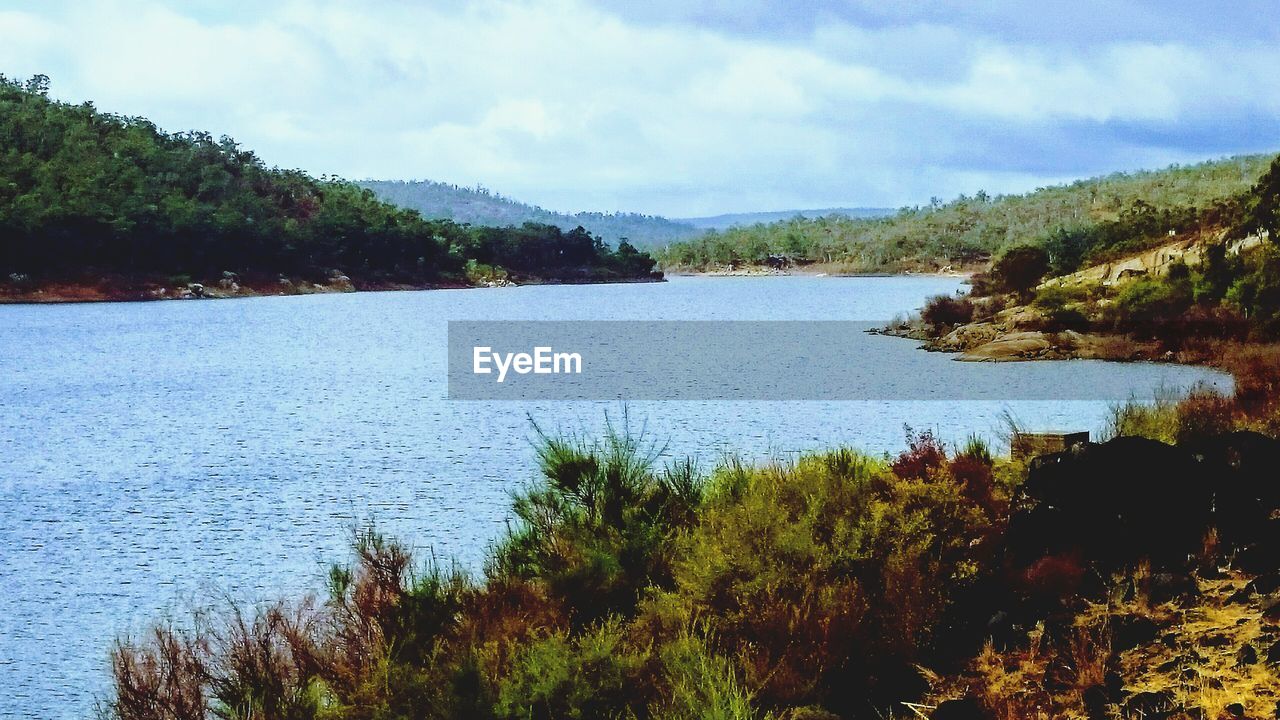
[1,0,1277,216]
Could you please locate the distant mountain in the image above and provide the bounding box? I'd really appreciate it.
[677,208,896,230]
[359,180,702,249]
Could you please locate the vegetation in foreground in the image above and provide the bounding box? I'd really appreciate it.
[107,366,1280,720]
[661,153,1272,274]
[0,76,660,302]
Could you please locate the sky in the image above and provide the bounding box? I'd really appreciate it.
[1,0,1278,217]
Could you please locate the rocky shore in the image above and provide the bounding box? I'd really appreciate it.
[875,312,1161,363]
[0,271,663,304]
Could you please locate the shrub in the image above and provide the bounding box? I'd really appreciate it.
[1106,389,1181,443]
[990,245,1049,298]
[109,625,207,720]
[666,448,992,714]
[1174,389,1236,444]
[967,271,998,297]
[891,426,947,480]
[650,632,768,720]
[1032,284,1089,311]
[488,418,705,625]
[949,437,1001,518]
[493,621,648,720]
[1110,276,1193,338]
[920,294,974,333]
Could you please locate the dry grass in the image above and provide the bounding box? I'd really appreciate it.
[935,570,1280,720]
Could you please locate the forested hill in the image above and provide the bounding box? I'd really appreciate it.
[662,154,1276,272]
[359,180,701,249]
[680,207,894,230]
[0,75,660,300]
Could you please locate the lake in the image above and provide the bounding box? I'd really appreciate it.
[0,276,1229,718]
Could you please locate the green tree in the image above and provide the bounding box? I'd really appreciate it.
[990,244,1049,297]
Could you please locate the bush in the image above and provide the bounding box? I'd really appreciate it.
[494,621,648,719]
[892,426,947,480]
[1040,307,1090,333]
[990,245,1049,298]
[1032,284,1089,311]
[664,447,993,714]
[920,294,974,332]
[1174,389,1236,444]
[488,418,704,625]
[1110,276,1193,338]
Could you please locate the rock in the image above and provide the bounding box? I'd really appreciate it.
[1263,597,1280,622]
[959,331,1052,361]
[1113,614,1160,652]
[1238,644,1259,666]
[936,322,1000,352]
[1229,586,1256,605]
[1266,639,1280,665]
[986,610,1018,649]
[1184,431,1280,557]
[186,282,204,298]
[1200,633,1233,648]
[931,697,989,720]
[1124,690,1176,718]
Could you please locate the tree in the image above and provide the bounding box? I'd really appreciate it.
[1240,155,1280,240]
[990,244,1049,297]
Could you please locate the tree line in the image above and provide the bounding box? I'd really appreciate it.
[0,75,659,288]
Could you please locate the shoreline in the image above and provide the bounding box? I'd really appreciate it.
[0,274,666,305]
[665,267,975,279]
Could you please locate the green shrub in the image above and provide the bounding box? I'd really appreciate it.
[1110,276,1193,337]
[494,621,648,720]
[488,419,705,625]
[1033,284,1090,311]
[664,449,992,713]
[649,632,768,720]
[990,245,1049,298]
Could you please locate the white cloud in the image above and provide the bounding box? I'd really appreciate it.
[0,0,1276,216]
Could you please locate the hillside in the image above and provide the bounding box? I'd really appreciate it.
[662,154,1275,273]
[359,180,702,249]
[887,155,1280,365]
[0,76,660,301]
[679,207,895,230]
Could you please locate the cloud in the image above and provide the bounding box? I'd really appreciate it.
[0,0,1277,216]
